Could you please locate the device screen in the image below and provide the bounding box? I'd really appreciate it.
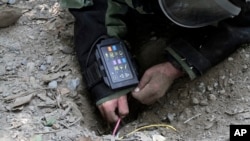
[100,44,133,83]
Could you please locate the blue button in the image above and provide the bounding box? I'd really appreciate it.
[112,45,117,51]
[122,58,126,63]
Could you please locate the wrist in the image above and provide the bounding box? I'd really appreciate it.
[164,62,184,79]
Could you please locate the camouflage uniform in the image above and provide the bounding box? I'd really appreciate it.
[104,0,250,80]
[63,0,250,104]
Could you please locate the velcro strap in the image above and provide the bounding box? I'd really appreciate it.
[83,62,102,88]
[169,39,212,75]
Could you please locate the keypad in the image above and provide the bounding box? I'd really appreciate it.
[101,44,133,83]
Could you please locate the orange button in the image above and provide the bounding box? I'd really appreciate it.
[108,46,112,52]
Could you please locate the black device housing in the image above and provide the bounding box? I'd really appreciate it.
[95,38,138,89]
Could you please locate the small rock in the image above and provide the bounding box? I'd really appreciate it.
[48,80,57,89]
[228,57,234,61]
[60,46,74,54]
[213,82,219,88]
[208,94,217,101]
[191,97,199,105]
[167,113,175,122]
[0,87,3,93]
[67,78,80,91]
[8,0,15,4]
[46,56,53,64]
[52,123,60,130]
[205,107,212,113]
[59,87,70,95]
[242,65,248,73]
[207,86,213,91]
[200,99,208,106]
[0,7,22,28]
[228,78,235,85]
[219,89,226,94]
[27,62,35,72]
[21,58,27,65]
[197,82,206,93]
[152,135,166,141]
[39,65,47,71]
[245,53,249,58]
[67,116,76,123]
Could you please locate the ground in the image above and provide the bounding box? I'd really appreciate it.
[0,0,250,141]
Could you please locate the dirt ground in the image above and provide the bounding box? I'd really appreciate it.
[0,0,250,141]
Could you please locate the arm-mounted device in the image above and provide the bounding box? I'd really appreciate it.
[84,38,138,90]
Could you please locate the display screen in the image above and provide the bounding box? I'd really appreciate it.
[100,44,133,83]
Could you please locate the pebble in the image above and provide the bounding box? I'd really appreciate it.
[219,89,226,94]
[207,86,213,92]
[245,53,249,58]
[60,46,74,54]
[208,94,217,101]
[27,62,36,72]
[228,57,234,61]
[67,78,80,91]
[197,82,206,93]
[228,78,235,85]
[167,113,175,122]
[39,65,47,71]
[59,87,70,95]
[8,0,15,4]
[48,80,57,89]
[191,97,199,105]
[46,56,53,64]
[200,99,209,106]
[0,87,3,93]
[21,58,27,65]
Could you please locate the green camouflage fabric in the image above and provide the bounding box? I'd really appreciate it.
[106,0,197,79]
[59,0,93,8]
[106,0,153,38]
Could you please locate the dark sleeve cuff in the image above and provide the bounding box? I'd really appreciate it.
[165,39,212,80]
[91,83,133,105]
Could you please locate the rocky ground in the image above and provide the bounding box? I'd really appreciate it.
[0,0,250,141]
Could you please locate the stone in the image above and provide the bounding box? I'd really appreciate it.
[48,80,57,89]
[0,7,22,28]
[208,94,217,101]
[191,97,199,105]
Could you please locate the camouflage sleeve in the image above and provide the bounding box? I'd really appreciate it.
[106,0,129,38]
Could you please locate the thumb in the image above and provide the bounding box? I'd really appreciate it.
[134,71,152,92]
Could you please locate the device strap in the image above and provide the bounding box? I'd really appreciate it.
[83,62,103,88]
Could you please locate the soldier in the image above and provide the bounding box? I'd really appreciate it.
[63,0,250,123]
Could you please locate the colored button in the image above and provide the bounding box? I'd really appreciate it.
[113,60,117,65]
[112,45,117,51]
[117,59,122,64]
[107,46,112,52]
[122,58,126,63]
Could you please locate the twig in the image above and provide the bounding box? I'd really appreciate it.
[184,113,202,124]
[68,117,81,127]
[34,129,63,134]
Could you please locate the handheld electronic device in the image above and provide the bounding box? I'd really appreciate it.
[95,38,138,89]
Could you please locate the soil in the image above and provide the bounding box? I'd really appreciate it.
[0,0,250,141]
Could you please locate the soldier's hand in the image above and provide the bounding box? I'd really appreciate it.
[98,95,129,123]
[132,62,182,105]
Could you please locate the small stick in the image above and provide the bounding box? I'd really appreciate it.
[34,129,63,134]
[68,117,81,127]
[184,113,202,124]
